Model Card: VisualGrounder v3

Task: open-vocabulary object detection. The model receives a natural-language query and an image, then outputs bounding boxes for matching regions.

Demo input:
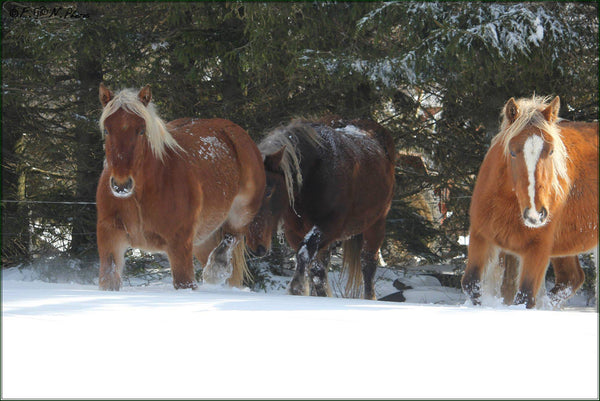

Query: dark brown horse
[96,84,265,290]
[246,116,396,299]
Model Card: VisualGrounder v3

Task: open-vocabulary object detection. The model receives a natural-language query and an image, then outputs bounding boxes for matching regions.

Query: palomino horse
[462,95,598,308]
[246,116,396,299]
[96,84,265,290]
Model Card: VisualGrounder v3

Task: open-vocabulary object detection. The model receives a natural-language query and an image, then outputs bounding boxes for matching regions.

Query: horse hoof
[514,291,536,309]
[99,276,121,291]
[174,281,198,290]
[312,286,329,297]
[99,285,120,291]
[288,280,308,296]
[363,292,376,301]
[548,286,573,309]
[203,263,233,286]
[309,276,330,297]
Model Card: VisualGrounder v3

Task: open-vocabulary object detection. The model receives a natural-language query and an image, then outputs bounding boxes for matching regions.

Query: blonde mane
[491,95,570,197]
[259,119,325,208]
[99,88,182,161]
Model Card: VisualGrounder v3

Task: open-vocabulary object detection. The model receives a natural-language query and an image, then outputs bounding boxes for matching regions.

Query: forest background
[2,2,598,285]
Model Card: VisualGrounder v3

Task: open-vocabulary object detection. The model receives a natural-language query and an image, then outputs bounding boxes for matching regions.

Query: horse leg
[308,247,332,297]
[360,218,386,300]
[203,233,245,286]
[461,233,495,305]
[98,226,129,291]
[548,256,585,308]
[167,235,197,289]
[500,252,520,305]
[193,230,222,267]
[514,250,552,308]
[289,226,328,296]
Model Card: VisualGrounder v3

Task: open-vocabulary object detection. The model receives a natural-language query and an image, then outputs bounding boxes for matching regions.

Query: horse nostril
[124,177,133,191]
[540,207,548,220]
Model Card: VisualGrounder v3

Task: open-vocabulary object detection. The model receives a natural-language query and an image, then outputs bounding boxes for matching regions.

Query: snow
[2,265,598,399]
[195,136,230,161]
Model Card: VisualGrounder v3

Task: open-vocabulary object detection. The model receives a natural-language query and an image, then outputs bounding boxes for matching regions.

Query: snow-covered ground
[2,262,598,399]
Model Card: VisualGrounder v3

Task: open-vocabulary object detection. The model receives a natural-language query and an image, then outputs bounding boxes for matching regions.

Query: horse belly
[188,164,240,239]
[552,222,598,256]
[341,184,393,237]
[134,235,167,253]
[550,191,598,256]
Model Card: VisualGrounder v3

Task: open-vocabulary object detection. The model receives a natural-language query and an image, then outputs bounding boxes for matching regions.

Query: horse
[246,116,396,299]
[96,84,265,290]
[462,95,598,308]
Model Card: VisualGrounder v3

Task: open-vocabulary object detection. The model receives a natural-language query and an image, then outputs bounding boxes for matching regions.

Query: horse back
[348,118,396,165]
[296,121,395,236]
[552,120,598,254]
[168,117,265,231]
[168,118,264,189]
[318,115,396,164]
[558,120,598,138]
[559,120,598,190]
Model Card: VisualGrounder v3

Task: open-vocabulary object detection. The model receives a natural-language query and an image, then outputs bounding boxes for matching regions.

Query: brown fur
[462,95,598,308]
[96,84,264,290]
[247,117,395,299]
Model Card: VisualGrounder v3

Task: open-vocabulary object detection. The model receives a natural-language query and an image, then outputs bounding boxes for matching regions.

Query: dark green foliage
[2,2,597,271]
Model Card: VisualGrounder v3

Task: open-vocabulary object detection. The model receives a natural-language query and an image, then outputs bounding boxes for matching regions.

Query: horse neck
[134,142,169,199]
[485,145,517,202]
[295,131,322,178]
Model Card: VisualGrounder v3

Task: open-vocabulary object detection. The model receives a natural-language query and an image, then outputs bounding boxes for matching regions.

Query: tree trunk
[1,134,31,266]
[69,7,105,257]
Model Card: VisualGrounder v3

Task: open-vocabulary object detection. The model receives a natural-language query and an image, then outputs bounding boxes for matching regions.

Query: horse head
[99,84,181,199]
[501,96,567,228]
[247,147,289,257]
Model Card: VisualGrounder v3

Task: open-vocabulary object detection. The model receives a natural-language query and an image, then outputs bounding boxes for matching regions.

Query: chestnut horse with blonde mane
[246,116,395,299]
[462,95,598,308]
[96,84,265,290]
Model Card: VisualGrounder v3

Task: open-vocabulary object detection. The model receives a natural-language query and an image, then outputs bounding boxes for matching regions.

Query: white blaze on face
[523,135,544,215]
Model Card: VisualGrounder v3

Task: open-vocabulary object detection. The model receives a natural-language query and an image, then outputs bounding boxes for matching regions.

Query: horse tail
[227,234,251,288]
[342,234,363,298]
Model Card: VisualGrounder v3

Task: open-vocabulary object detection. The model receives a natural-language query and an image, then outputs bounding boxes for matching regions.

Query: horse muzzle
[523,206,548,228]
[110,176,135,198]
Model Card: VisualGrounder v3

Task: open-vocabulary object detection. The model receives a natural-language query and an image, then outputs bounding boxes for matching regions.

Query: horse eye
[549,149,554,156]
[139,128,145,136]
[104,128,109,136]
[265,187,273,198]
[510,150,516,158]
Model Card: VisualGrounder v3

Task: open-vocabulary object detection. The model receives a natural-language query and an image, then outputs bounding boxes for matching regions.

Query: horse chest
[113,200,168,251]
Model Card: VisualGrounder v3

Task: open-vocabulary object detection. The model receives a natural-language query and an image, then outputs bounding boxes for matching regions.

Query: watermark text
[9,5,90,20]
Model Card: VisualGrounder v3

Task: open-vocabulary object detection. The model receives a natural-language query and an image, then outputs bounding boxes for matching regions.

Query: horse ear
[542,96,560,122]
[138,85,152,106]
[99,83,114,108]
[504,97,519,124]
[264,147,286,172]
